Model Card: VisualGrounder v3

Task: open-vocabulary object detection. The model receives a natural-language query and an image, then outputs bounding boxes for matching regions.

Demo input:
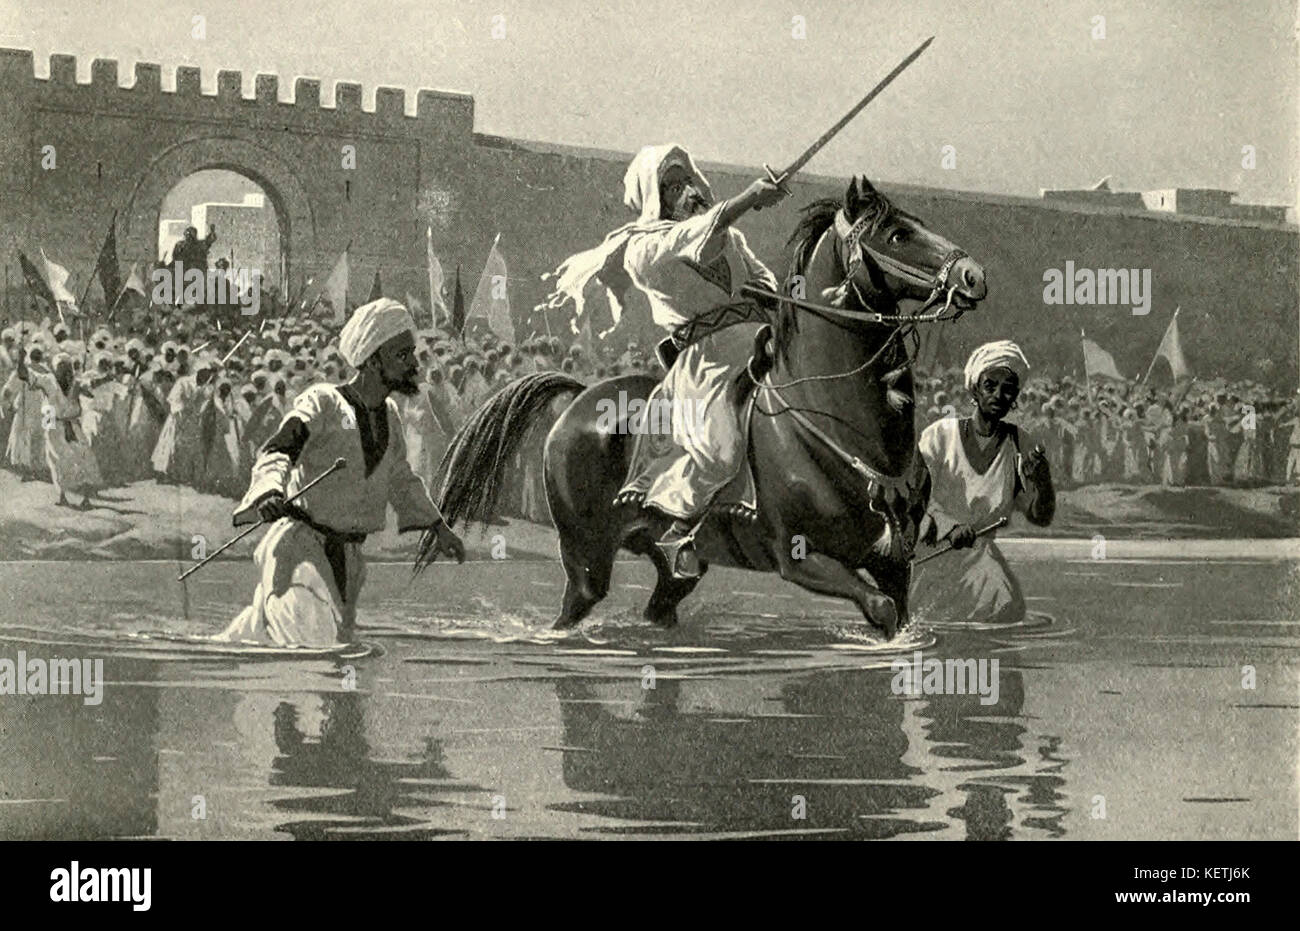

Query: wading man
[218,298,465,647]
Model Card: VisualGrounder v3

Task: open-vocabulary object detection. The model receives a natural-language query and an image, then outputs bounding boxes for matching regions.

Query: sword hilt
[763,163,792,195]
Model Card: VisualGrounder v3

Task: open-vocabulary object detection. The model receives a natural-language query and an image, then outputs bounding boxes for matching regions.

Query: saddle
[617,320,776,523]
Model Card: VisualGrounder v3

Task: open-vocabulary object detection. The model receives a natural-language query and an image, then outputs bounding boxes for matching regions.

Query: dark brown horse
[420,176,987,638]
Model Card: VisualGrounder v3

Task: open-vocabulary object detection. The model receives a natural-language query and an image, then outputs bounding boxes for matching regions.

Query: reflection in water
[549,666,1068,839]
[267,692,464,840]
[1,549,1292,840]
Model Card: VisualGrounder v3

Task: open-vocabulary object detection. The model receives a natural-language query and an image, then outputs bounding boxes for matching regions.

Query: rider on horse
[544,143,788,577]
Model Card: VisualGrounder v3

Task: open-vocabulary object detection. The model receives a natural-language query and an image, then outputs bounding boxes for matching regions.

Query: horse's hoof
[644,608,678,629]
[866,595,899,640]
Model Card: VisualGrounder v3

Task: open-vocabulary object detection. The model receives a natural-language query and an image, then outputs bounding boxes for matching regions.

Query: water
[0,542,1295,840]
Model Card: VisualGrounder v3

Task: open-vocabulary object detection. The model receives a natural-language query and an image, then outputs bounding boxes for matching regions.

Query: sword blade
[775,35,934,181]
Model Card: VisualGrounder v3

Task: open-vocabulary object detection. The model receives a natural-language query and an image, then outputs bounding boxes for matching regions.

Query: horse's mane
[774,181,903,360]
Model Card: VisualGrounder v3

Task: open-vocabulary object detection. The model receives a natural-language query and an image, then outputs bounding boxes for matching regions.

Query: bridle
[830,207,971,325]
[750,205,977,494]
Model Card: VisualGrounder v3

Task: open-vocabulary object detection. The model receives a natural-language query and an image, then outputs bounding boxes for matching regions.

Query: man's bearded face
[374,330,420,396]
[660,164,709,221]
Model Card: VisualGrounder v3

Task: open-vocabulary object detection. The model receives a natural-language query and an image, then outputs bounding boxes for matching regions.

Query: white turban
[339,298,416,367]
[622,143,713,224]
[964,340,1030,391]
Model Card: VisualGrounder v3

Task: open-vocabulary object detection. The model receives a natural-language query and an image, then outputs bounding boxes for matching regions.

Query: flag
[405,292,426,325]
[92,213,121,307]
[122,263,147,297]
[452,265,466,335]
[468,233,516,344]
[1149,307,1190,383]
[576,310,597,355]
[41,249,79,316]
[368,268,383,303]
[17,251,56,311]
[319,248,349,324]
[426,226,447,327]
[1081,331,1125,381]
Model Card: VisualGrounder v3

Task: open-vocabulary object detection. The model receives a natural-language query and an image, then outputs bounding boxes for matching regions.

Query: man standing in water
[218,298,465,647]
[910,341,1055,626]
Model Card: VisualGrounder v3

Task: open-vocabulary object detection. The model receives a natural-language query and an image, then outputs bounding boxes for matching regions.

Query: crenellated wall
[0,48,1295,388]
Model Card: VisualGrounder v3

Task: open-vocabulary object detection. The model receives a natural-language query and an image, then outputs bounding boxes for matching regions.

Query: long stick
[176,457,347,581]
[220,329,252,366]
[911,516,1008,565]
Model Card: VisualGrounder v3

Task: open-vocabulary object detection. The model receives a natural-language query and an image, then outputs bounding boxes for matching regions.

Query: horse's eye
[888,230,907,245]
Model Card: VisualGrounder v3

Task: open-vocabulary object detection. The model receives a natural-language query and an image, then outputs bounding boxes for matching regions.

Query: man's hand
[256,491,291,522]
[1020,443,1051,485]
[745,177,789,212]
[428,520,466,564]
[948,524,977,549]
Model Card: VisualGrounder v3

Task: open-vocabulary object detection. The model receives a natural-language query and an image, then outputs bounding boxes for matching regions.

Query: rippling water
[0,543,1295,840]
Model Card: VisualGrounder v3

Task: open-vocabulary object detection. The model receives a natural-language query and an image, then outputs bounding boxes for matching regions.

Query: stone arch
[122,135,316,287]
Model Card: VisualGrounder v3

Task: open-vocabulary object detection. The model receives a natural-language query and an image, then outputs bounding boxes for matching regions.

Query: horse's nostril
[963,266,977,287]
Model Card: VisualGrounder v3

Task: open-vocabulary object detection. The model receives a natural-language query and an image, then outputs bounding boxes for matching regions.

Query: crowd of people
[0,297,660,509]
[0,297,1297,510]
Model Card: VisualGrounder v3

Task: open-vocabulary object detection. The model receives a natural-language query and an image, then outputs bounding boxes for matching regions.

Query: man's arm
[1015,437,1056,527]
[385,416,465,561]
[230,387,323,525]
[625,178,788,271]
[715,178,788,229]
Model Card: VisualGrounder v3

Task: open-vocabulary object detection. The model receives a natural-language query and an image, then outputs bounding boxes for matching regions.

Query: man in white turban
[543,143,788,578]
[217,298,465,647]
[909,340,1054,625]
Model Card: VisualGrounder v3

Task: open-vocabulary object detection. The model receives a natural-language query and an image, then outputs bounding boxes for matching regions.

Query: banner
[93,213,122,307]
[467,233,516,344]
[1148,307,1190,383]
[319,248,350,325]
[426,226,447,328]
[1081,331,1125,381]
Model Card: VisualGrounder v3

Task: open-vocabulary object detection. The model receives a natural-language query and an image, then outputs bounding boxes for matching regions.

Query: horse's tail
[415,372,585,572]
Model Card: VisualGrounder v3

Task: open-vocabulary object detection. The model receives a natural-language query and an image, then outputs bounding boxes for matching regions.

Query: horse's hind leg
[554,534,616,629]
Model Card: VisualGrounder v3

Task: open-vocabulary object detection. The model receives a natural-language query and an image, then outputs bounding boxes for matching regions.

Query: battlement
[0,47,475,129]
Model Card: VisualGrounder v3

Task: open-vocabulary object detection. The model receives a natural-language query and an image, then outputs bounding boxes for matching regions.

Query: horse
[419,176,987,638]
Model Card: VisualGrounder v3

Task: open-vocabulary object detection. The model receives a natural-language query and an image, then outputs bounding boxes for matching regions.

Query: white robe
[910,418,1036,626]
[25,371,102,497]
[622,200,777,518]
[2,371,48,475]
[217,382,444,647]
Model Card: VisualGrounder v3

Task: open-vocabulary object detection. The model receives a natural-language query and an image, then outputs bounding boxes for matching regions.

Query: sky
[3,0,1297,206]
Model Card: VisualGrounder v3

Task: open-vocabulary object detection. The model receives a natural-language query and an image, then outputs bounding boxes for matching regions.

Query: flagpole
[1081,328,1094,404]
[1149,309,1180,384]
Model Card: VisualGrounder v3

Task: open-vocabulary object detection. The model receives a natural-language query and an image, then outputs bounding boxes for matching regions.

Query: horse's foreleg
[776,550,898,638]
[643,545,707,628]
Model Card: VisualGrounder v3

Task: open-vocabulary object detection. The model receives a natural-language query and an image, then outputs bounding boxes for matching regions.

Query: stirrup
[656,528,701,580]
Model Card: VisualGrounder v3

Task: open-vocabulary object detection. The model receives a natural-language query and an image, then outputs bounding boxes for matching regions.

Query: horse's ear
[845,176,862,209]
[858,175,878,197]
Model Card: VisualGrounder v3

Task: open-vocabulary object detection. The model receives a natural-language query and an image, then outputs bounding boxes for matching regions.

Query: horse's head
[790,176,987,317]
